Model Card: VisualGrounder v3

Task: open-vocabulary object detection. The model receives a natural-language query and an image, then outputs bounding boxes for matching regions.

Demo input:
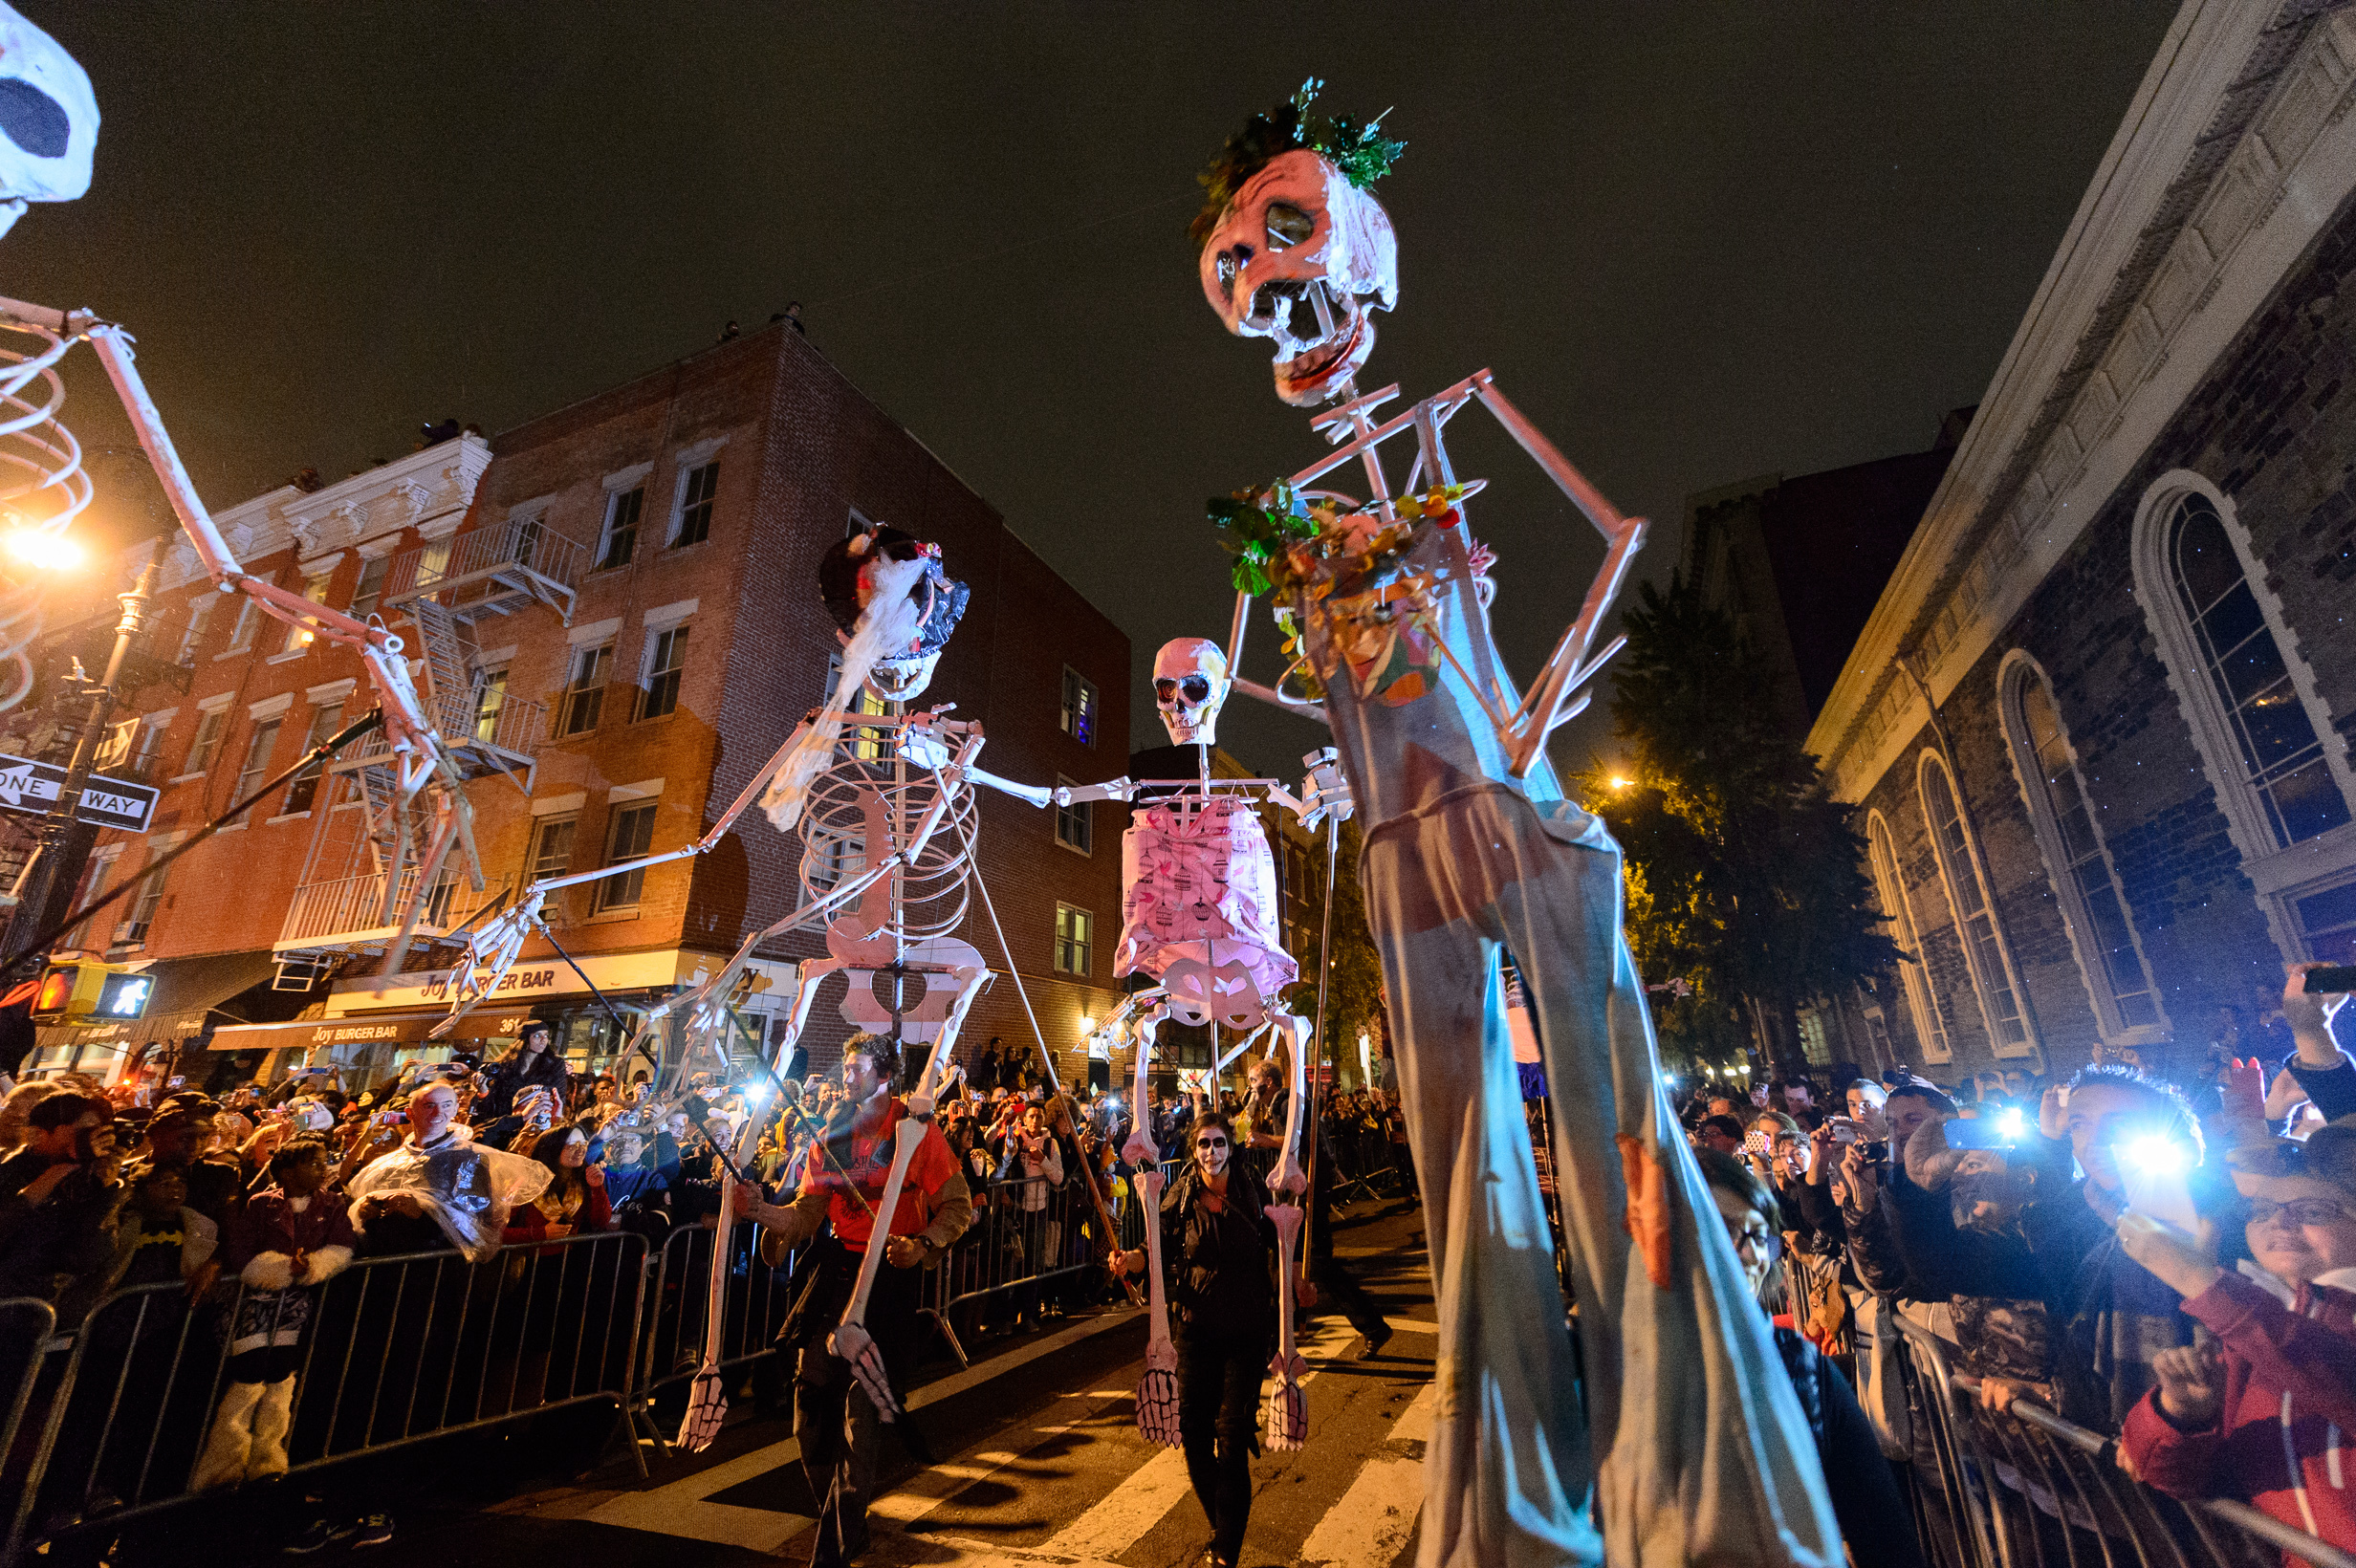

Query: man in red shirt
[737,1033,971,1566]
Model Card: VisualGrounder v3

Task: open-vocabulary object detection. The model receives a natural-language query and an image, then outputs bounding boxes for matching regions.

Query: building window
[285,571,333,653]
[1918,751,2034,1056]
[225,593,260,653]
[415,534,453,588]
[558,642,613,735]
[281,701,344,815]
[126,717,164,778]
[672,461,719,548]
[2293,881,2356,967]
[2000,656,2166,1037]
[529,816,577,882]
[125,856,167,945]
[638,625,687,720]
[1055,773,1091,854]
[599,486,643,570]
[1059,666,1097,746]
[1865,811,1952,1064]
[69,845,122,948]
[824,654,891,760]
[2164,488,2350,848]
[593,801,659,914]
[802,827,865,902]
[176,594,218,663]
[233,717,283,806]
[349,553,391,618]
[1054,903,1093,976]
[184,707,229,773]
[473,668,508,744]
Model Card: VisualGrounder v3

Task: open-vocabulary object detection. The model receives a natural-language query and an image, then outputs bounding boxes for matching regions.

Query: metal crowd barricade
[929,1170,1149,1339]
[1892,1316,2356,1568]
[636,1218,800,1414]
[0,1298,57,1558]
[3,1230,646,1566]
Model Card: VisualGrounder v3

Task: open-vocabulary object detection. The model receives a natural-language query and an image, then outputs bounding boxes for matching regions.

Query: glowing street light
[1078,1014,1096,1036]
[1608,775,1632,791]
[4,529,82,572]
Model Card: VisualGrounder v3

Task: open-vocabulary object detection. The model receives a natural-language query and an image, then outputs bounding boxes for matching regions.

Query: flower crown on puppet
[818,525,970,660]
[1189,77,1406,247]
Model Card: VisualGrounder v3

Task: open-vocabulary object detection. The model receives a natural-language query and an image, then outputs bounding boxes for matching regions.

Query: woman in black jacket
[479,1021,569,1122]
[1115,1108,1309,1568]
[1695,1146,1925,1568]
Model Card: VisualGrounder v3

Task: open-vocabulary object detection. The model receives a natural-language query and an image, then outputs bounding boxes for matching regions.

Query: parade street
[367,1197,1434,1568]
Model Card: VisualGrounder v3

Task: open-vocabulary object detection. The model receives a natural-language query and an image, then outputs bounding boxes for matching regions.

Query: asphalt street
[320,1193,1436,1568]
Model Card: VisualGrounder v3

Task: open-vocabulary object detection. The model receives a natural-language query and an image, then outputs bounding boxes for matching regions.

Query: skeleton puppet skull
[0,3,97,240]
[817,525,971,703]
[1198,149,1397,408]
[1153,638,1230,746]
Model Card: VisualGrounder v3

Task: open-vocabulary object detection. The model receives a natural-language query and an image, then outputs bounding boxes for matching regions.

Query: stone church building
[1808,1,2356,1083]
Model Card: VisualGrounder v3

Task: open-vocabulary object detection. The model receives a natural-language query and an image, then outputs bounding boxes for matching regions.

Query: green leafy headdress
[1189,78,1405,248]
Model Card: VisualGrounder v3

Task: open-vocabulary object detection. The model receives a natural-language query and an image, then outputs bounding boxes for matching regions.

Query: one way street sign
[0,753,160,833]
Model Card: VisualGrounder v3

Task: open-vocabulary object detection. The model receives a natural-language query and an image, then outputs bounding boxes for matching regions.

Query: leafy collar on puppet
[1189,77,1406,248]
[1207,479,1470,600]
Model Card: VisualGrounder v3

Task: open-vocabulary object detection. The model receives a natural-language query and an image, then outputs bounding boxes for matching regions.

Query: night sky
[8,4,2176,773]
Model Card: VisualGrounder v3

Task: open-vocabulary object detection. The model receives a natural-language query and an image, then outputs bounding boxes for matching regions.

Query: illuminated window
[2000,656,2165,1037]
[1060,666,1097,746]
[1918,752,2034,1056]
[1054,904,1093,976]
[1865,811,1952,1063]
[285,571,333,652]
[473,668,509,744]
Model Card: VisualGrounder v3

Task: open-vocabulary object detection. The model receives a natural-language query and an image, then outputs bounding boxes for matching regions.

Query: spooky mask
[1193,1121,1232,1179]
[1152,637,1230,746]
[1198,149,1397,407]
[0,3,97,239]
[818,525,971,702]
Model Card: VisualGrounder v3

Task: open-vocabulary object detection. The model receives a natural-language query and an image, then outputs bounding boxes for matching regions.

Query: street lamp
[1078,1014,1095,1037]
[3,528,81,572]
[1607,774,1632,791]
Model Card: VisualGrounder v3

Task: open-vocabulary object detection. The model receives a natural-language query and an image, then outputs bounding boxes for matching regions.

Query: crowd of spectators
[1671,963,2356,1562]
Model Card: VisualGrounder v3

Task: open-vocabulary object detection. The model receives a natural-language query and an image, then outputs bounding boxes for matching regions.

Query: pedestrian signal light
[30,961,153,1024]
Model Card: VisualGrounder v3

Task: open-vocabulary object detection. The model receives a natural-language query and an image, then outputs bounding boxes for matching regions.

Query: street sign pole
[6,536,165,971]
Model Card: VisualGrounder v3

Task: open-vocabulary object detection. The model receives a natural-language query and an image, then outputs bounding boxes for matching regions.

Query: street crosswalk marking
[1297,1380,1438,1567]
[581,1308,1140,1550]
[568,1304,1438,1566]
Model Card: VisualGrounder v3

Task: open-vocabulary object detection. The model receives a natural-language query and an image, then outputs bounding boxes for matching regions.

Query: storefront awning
[35,949,283,1053]
[207,1008,544,1055]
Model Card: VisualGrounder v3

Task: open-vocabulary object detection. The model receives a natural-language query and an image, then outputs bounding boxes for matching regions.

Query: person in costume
[734,1033,972,1566]
[1115,1107,1308,1568]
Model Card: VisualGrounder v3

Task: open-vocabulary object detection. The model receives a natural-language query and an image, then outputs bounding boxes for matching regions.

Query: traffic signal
[31,961,154,1024]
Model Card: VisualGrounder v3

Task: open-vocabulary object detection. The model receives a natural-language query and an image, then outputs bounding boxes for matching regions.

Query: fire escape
[271,518,584,988]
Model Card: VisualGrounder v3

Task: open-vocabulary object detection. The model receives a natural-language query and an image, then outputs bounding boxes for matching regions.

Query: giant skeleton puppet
[934,633,1336,1448]
[0,7,490,939]
[1189,84,1838,1565]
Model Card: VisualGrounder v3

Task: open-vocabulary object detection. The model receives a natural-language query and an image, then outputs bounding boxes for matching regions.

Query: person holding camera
[2262,962,2354,1128]
[0,1091,120,1309]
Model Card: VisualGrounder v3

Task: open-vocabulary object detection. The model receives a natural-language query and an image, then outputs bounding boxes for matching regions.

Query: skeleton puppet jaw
[1197,149,1397,408]
[1152,637,1231,746]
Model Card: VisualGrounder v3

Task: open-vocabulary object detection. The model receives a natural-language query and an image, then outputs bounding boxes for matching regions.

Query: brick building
[1807,2,2356,1084]
[16,321,1129,1091]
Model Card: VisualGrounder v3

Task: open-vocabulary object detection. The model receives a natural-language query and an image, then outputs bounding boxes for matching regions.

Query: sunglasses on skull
[1156,676,1213,705]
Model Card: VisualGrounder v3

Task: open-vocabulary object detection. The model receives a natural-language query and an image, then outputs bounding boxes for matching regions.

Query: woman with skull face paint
[1114,1107,1312,1568]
